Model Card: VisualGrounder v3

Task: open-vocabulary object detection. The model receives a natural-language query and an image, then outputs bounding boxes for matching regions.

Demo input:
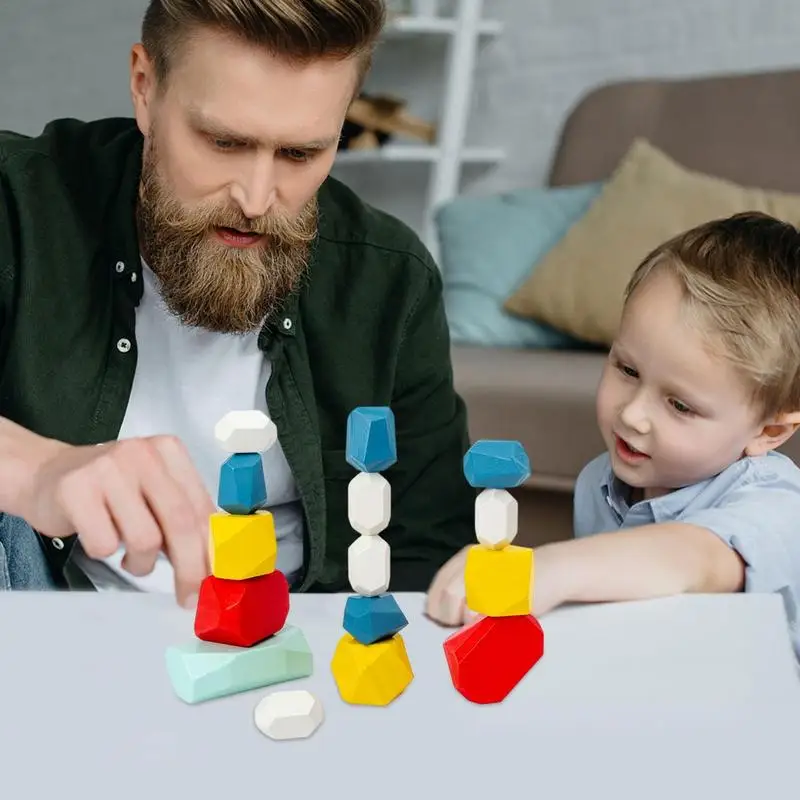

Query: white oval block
[348,534,390,596]
[215,410,278,453]
[254,689,324,741]
[475,489,518,549]
[347,472,391,536]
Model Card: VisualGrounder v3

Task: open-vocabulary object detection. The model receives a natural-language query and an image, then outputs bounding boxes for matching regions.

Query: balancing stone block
[209,510,277,581]
[346,406,397,472]
[218,453,268,515]
[215,409,278,454]
[347,472,391,536]
[166,625,313,704]
[331,632,413,706]
[463,440,531,489]
[343,594,408,645]
[194,570,289,648]
[474,489,518,549]
[465,544,533,617]
[254,689,325,741]
[444,615,544,704]
[348,534,390,596]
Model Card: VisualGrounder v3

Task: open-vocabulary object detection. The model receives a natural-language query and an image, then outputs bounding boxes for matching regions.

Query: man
[0,0,475,620]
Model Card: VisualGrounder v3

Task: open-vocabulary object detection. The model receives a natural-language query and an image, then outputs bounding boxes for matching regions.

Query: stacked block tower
[443,439,545,704]
[330,406,414,706]
[166,410,312,705]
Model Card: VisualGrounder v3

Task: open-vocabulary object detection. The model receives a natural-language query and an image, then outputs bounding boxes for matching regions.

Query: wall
[3,0,800,238]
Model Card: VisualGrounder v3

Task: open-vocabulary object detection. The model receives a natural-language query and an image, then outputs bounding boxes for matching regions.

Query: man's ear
[744,411,800,457]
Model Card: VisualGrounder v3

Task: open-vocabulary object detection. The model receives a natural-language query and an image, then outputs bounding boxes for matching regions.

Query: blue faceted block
[345,407,397,473]
[217,453,268,514]
[463,440,531,489]
[343,594,408,645]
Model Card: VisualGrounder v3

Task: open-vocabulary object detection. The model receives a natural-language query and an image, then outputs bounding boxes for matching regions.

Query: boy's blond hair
[624,212,800,420]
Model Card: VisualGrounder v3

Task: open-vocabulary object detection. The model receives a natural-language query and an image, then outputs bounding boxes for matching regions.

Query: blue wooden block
[345,407,397,473]
[463,440,531,489]
[343,594,408,645]
[217,453,268,514]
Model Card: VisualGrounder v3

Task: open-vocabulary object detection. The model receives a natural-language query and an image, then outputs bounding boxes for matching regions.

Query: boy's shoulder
[575,451,613,492]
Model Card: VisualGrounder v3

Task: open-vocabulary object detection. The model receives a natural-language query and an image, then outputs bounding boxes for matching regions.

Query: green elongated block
[165,624,313,704]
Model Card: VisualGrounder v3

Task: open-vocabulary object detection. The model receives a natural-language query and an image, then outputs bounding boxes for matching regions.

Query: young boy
[426,211,800,659]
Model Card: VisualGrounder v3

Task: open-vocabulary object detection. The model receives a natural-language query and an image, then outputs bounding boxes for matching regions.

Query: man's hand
[19,434,214,607]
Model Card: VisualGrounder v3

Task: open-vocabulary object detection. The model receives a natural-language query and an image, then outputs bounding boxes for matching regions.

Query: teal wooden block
[463,440,531,489]
[346,406,397,472]
[217,453,268,514]
[343,593,408,645]
[165,624,312,704]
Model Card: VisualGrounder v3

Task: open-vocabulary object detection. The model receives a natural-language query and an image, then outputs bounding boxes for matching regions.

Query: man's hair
[623,211,800,420]
[141,0,386,89]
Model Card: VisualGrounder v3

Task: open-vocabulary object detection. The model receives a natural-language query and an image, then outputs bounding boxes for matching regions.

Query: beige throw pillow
[504,139,800,346]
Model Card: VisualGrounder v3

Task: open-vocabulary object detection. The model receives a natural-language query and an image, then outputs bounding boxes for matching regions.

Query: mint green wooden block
[166,624,313,704]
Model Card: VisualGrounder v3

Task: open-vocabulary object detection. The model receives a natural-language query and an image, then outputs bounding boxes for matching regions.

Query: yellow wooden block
[208,510,277,580]
[465,544,533,616]
[331,632,413,706]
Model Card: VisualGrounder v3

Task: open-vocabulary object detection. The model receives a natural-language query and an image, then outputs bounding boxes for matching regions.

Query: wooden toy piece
[194,570,289,648]
[463,439,531,489]
[465,544,533,617]
[346,406,397,473]
[166,625,313,704]
[218,453,268,515]
[214,409,278,454]
[347,534,390,596]
[209,510,277,580]
[474,488,518,549]
[443,615,544,704]
[331,632,413,706]
[343,594,408,645]
[346,94,437,144]
[347,472,391,536]
[254,689,325,741]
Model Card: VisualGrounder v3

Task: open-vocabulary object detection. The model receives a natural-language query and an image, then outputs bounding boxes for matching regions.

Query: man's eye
[281,148,311,162]
[210,138,239,151]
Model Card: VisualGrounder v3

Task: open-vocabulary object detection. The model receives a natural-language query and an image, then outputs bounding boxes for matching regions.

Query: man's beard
[135,136,318,334]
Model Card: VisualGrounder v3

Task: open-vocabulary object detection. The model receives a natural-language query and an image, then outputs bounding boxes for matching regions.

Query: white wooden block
[347,472,391,536]
[475,489,517,549]
[348,534,390,596]
[254,689,324,741]
[215,410,278,453]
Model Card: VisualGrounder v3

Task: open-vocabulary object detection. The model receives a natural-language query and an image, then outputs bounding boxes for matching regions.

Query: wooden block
[194,570,289,648]
[346,406,397,472]
[214,410,278,453]
[331,632,413,706]
[463,439,531,489]
[474,488,518,549]
[343,593,408,645]
[217,453,268,514]
[347,472,391,536]
[465,544,533,616]
[209,510,277,580]
[254,689,324,740]
[443,615,544,704]
[166,625,313,704]
[347,534,390,596]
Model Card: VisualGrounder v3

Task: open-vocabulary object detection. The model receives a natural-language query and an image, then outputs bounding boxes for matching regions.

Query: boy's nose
[619,398,651,435]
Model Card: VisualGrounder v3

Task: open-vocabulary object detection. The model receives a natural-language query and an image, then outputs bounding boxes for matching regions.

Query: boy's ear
[744,411,800,457]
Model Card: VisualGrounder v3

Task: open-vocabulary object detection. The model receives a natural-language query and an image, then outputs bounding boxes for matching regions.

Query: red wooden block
[443,614,544,704]
[194,570,289,648]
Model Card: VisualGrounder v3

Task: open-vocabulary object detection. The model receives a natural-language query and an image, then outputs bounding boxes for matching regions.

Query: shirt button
[130,272,137,283]
[52,538,64,551]
[282,318,292,331]
[117,338,131,353]
[115,261,125,273]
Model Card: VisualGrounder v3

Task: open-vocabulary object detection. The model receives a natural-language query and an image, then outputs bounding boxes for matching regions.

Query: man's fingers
[57,473,120,560]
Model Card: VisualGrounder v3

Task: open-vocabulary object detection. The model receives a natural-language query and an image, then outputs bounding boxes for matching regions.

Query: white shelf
[384,15,503,37]
[335,145,504,165]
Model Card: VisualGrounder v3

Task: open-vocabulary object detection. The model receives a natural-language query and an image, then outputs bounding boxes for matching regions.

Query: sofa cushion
[504,139,800,346]
[435,183,602,349]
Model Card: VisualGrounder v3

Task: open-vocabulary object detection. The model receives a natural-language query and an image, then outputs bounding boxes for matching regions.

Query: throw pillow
[435,182,603,349]
[503,139,800,346]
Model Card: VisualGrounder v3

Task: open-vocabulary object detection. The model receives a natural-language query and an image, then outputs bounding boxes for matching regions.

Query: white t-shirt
[72,259,305,591]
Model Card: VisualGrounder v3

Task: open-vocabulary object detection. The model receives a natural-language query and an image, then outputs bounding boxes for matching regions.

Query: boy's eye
[616,361,638,379]
[670,399,693,415]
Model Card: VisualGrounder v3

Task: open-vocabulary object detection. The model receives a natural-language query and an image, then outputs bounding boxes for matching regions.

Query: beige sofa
[450,67,800,549]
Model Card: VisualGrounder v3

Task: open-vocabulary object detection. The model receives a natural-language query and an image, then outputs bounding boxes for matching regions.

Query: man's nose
[229,156,276,219]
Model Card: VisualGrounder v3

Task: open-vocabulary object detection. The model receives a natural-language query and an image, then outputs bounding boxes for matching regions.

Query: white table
[1,591,798,799]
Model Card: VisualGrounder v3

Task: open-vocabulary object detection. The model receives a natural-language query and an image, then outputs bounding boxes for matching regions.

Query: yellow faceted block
[331,633,413,706]
[465,544,533,617]
[208,510,277,580]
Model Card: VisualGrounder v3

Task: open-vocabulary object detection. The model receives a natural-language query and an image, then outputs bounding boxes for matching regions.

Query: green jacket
[0,117,475,593]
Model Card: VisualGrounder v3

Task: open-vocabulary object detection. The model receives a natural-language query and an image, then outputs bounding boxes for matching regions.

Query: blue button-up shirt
[574,450,800,659]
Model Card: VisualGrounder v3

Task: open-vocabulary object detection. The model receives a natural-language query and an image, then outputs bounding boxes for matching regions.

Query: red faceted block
[444,614,544,704]
[194,570,289,648]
